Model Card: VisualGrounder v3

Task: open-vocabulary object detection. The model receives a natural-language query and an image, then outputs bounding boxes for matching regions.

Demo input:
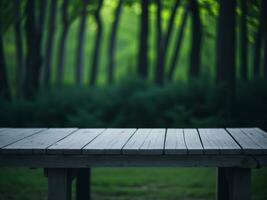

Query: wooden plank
[0,128,45,149]
[198,129,241,154]
[198,129,219,154]
[122,129,151,154]
[123,129,166,155]
[2,128,77,154]
[254,128,267,139]
[138,129,165,154]
[227,128,263,154]
[165,129,187,154]
[0,154,261,168]
[47,129,105,154]
[241,128,267,153]
[0,128,33,137]
[183,129,203,154]
[83,129,136,154]
[0,128,8,133]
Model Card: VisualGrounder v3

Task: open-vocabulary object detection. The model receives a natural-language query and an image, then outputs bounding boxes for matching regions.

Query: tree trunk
[240,0,248,81]
[162,0,180,73]
[14,0,24,97]
[36,0,47,87]
[75,0,88,85]
[0,33,10,100]
[107,0,123,84]
[253,0,264,79]
[23,0,43,99]
[262,0,267,78]
[43,0,57,87]
[38,0,47,35]
[189,0,202,78]
[57,0,70,87]
[138,0,149,79]
[155,0,164,85]
[168,5,189,80]
[57,28,68,87]
[90,0,103,86]
[216,0,236,106]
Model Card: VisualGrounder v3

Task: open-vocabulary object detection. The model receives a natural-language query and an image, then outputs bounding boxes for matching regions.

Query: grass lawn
[0,167,267,200]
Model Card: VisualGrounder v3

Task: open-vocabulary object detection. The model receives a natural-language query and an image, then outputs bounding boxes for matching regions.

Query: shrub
[0,79,267,130]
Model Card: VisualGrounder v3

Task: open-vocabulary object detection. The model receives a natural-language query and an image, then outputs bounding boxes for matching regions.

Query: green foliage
[1,79,267,129]
[0,0,14,34]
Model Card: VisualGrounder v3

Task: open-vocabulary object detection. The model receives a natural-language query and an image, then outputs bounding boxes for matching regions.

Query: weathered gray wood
[0,127,266,168]
[0,128,35,136]
[76,168,90,200]
[199,129,241,154]
[122,129,151,154]
[165,129,187,154]
[0,128,8,133]
[83,129,136,154]
[241,128,267,153]
[217,167,251,200]
[2,128,77,154]
[123,129,166,155]
[254,128,267,139]
[226,128,262,154]
[183,129,203,154]
[48,129,105,154]
[47,168,72,200]
[138,129,165,154]
[0,128,45,149]
[0,154,260,168]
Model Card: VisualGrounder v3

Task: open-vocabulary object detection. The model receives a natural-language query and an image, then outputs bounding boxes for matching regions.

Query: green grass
[0,167,267,200]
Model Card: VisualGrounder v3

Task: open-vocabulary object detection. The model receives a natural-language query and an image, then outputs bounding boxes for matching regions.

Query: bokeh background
[0,0,267,199]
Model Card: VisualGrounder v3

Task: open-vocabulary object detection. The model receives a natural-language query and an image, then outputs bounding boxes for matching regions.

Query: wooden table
[0,128,267,200]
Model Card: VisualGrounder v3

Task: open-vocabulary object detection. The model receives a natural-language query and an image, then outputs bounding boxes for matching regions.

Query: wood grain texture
[0,127,265,158]
[0,128,8,133]
[241,128,267,153]
[83,129,136,154]
[183,129,203,154]
[254,128,267,139]
[2,128,77,154]
[198,129,241,154]
[0,128,45,149]
[0,128,37,136]
[227,128,263,154]
[165,129,187,154]
[123,129,166,155]
[47,129,105,154]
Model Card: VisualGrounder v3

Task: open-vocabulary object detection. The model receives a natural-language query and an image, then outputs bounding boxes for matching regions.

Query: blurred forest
[0,0,267,129]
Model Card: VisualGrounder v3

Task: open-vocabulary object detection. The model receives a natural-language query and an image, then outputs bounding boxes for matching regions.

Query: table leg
[76,168,91,200]
[217,167,251,200]
[217,167,229,200]
[47,168,72,200]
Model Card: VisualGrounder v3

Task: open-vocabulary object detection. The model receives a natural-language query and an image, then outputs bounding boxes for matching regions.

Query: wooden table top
[0,128,267,168]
